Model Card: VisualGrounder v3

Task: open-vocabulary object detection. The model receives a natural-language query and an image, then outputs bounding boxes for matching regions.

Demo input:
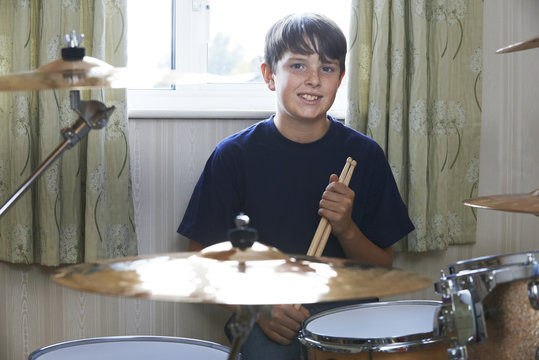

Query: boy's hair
[264,13,347,76]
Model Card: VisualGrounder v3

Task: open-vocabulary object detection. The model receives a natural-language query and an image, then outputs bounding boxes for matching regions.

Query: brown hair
[264,13,347,76]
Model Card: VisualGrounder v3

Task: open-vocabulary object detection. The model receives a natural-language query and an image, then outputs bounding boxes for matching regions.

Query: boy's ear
[261,62,276,91]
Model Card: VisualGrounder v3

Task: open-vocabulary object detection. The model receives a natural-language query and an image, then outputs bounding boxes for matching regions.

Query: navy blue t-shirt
[178,116,414,258]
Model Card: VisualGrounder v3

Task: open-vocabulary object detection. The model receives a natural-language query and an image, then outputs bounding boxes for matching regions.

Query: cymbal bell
[496,36,539,54]
[0,56,205,91]
[52,241,432,305]
[463,189,539,215]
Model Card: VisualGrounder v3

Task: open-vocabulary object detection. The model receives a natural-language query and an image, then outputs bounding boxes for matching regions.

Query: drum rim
[448,250,539,274]
[28,335,233,360]
[442,260,539,286]
[299,300,449,354]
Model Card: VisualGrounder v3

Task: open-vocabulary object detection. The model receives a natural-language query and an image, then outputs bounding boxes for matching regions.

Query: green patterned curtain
[347,0,483,251]
[0,0,137,265]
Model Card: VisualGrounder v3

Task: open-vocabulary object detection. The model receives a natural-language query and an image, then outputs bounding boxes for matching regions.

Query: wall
[0,1,537,359]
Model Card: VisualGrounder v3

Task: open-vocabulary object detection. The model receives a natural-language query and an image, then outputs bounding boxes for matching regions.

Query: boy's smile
[262,50,344,142]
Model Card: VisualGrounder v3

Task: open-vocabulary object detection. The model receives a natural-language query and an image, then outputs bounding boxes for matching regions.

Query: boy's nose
[305,70,321,86]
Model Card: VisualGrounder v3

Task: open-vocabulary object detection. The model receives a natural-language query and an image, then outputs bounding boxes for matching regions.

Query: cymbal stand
[0,90,115,219]
[227,304,273,360]
[224,213,273,359]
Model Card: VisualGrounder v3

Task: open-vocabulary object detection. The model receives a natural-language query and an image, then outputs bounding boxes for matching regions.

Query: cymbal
[463,189,539,215]
[0,56,204,91]
[496,36,539,54]
[52,241,432,305]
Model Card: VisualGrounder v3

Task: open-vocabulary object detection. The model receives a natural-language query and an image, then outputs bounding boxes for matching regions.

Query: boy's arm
[336,222,393,267]
[187,239,205,251]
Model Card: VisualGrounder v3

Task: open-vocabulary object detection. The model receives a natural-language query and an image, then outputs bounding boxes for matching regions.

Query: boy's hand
[318,174,355,238]
[257,304,310,345]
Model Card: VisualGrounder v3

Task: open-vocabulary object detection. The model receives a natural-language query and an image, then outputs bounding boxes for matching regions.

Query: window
[127,0,350,119]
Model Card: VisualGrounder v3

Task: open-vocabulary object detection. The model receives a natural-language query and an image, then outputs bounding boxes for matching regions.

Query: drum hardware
[435,271,487,360]
[227,304,272,359]
[528,280,539,310]
[220,215,269,360]
[0,28,210,219]
[447,345,468,360]
[435,252,539,360]
[462,189,539,215]
[0,31,115,219]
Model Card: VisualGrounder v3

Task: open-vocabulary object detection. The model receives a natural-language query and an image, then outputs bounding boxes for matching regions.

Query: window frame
[126,0,347,120]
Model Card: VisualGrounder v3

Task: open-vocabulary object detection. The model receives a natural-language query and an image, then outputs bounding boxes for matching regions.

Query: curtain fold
[0,0,137,266]
[347,0,483,252]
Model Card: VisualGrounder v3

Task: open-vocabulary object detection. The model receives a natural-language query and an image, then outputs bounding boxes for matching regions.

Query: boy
[178,13,414,359]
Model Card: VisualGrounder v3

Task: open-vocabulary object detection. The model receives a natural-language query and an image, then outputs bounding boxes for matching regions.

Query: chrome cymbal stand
[0,31,115,219]
[227,304,273,360]
[0,90,114,218]
[225,214,273,360]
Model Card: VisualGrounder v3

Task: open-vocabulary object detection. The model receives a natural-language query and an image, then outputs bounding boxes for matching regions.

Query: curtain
[0,0,137,265]
[347,0,483,251]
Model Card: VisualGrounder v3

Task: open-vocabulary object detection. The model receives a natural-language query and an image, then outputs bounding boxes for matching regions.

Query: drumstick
[294,158,357,310]
[306,157,352,257]
[314,160,357,257]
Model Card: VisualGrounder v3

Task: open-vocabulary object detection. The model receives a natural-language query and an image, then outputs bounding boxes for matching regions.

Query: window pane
[127,0,172,70]
[207,0,350,82]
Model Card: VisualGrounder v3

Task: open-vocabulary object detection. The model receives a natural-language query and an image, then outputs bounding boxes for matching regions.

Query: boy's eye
[291,63,304,70]
[322,66,335,73]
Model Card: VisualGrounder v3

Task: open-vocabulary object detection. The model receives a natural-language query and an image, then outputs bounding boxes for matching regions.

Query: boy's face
[262,50,344,125]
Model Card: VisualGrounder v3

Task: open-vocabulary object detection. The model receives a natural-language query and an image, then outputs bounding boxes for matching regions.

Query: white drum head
[305,301,439,339]
[29,336,233,360]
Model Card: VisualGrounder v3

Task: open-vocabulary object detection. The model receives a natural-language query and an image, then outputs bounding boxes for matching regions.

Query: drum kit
[0,32,538,360]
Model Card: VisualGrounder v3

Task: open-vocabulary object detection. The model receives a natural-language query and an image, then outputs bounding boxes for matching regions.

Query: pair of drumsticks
[293,157,357,310]
[306,157,357,257]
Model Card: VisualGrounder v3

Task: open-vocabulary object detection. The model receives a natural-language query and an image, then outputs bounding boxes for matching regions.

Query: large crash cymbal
[52,241,432,305]
[496,36,539,54]
[0,56,205,91]
[463,189,539,215]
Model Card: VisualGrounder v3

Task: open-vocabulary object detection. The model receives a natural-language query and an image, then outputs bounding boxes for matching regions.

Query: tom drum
[437,250,539,359]
[299,300,449,360]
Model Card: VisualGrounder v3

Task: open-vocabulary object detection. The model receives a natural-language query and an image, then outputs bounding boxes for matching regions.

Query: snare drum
[438,251,539,359]
[28,336,239,360]
[299,301,449,359]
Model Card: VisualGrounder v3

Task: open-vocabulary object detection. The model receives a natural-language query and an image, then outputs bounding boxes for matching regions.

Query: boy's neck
[273,114,330,144]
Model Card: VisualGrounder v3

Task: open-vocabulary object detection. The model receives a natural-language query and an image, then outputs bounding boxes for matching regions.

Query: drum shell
[299,301,449,359]
[467,279,539,360]
[442,251,539,360]
[28,336,239,360]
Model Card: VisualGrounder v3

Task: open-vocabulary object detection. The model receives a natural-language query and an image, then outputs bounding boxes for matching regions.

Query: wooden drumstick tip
[338,157,353,183]
[343,160,357,186]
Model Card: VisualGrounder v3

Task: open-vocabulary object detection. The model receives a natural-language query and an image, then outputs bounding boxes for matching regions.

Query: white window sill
[127,83,346,120]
